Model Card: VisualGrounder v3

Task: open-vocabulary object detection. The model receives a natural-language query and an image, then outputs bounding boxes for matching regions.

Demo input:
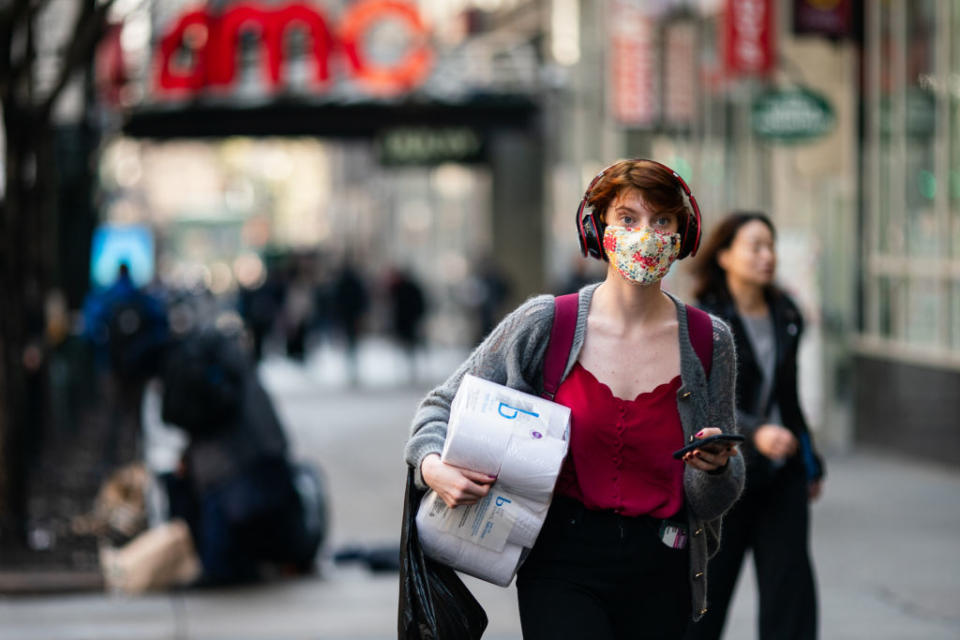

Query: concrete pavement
[1,342,957,639]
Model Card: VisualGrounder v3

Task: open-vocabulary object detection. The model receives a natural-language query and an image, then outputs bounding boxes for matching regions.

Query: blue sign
[90,224,155,288]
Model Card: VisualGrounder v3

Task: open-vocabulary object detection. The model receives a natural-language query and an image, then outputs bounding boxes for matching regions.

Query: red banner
[723,0,776,76]
[96,23,127,106]
[793,0,852,38]
[608,0,658,127]
[663,19,697,128]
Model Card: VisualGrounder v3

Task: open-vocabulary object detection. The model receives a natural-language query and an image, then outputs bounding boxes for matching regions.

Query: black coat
[698,289,824,484]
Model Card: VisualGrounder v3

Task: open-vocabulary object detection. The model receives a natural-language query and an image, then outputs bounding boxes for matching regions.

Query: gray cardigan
[405,282,745,620]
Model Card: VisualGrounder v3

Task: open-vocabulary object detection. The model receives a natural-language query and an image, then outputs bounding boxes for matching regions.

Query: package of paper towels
[416,374,571,586]
[441,374,571,474]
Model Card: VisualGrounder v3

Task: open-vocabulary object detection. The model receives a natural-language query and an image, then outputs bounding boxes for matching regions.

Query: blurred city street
[1,1,960,638]
[1,343,958,640]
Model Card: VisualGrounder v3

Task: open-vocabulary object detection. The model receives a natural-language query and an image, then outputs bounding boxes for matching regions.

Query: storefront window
[905,277,941,346]
[952,282,960,349]
[951,1,960,261]
[877,276,894,339]
[876,2,895,255]
[878,151,895,253]
[863,0,960,358]
[904,0,938,258]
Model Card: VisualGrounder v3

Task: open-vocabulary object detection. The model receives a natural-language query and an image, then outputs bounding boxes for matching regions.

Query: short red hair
[586,159,690,232]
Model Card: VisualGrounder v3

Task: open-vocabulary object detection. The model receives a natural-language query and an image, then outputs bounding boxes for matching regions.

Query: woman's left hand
[682,427,737,472]
[808,479,823,501]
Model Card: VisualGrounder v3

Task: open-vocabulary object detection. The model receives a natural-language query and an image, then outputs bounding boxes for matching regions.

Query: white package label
[421,490,517,552]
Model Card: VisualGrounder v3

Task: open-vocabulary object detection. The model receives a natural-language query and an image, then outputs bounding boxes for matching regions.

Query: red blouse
[554,362,686,518]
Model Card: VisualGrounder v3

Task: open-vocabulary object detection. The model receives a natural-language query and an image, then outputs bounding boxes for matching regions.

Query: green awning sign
[751,89,835,142]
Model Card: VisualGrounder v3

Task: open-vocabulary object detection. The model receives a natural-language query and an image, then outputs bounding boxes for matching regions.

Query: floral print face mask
[603,225,682,285]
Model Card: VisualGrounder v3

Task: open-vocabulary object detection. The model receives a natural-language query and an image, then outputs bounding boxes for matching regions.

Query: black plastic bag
[398,468,488,640]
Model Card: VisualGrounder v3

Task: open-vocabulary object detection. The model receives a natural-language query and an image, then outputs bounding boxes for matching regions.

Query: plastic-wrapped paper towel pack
[416,374,571,587]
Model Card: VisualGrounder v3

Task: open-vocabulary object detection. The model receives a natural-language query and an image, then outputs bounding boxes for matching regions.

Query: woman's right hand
[753,424,798,461]
[421,453,497,509]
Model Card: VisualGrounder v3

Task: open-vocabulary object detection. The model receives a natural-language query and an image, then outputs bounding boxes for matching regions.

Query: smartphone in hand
[672,433,744,460]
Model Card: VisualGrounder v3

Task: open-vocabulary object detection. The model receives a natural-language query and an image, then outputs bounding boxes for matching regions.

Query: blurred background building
[96,0,958,462]
[2,0,960,571]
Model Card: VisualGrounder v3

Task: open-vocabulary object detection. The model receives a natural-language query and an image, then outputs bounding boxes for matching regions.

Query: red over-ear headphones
[575,158,702,261]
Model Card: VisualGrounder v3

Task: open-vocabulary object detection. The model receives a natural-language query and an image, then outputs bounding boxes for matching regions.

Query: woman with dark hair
[684,212,825,640]
[405,159,745,638]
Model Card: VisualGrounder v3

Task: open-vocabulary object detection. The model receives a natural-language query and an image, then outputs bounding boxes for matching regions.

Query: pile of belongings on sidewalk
[72,463,200,594]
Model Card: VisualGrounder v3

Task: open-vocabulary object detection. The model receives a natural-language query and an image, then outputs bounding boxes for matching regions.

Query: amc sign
[156,0,433,97]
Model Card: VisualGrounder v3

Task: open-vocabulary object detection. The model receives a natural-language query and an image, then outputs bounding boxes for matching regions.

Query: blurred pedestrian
[386,266,427,382]
[83,262,168,465]
[332,260,369,385]
[238,274,282,362]
[463,255,511,344]
[685,212,825,640]
[83,263,168,377]
[283,260,314,362]
[556,253,599,295]
[160,328,321,584]
[405,159,745,637]
[310,253,336,344]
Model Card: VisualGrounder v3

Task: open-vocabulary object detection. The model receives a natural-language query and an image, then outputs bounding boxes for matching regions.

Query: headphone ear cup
[678,208,701,259]
[678,224,691,259]
[576,200,590,257]
[577,221,589,257]
[575,171,608,261]
[583,212,605,260]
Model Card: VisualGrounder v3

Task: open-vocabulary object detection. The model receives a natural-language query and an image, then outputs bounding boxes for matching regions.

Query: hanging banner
[792,0,853,39]
[723,0,776,76]
[609,0,659,127]
[662,18,698,128]
[95,23,127,107]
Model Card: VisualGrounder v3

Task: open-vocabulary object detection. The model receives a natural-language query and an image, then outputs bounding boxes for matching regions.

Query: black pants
[517,497,691,640]
[684,463,817,640]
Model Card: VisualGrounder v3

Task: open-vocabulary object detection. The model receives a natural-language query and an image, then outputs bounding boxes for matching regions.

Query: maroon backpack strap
[542,293,579,400]
[685,304,713,377]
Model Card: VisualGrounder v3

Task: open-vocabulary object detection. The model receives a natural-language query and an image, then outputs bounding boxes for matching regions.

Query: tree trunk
[0,0,112,544]
[0,100,53,543]
[0,103,28,541]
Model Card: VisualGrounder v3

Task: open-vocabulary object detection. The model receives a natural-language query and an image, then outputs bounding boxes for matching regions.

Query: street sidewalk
[1,345,957,639]
[1,449,957,639]
[724,447,960,639]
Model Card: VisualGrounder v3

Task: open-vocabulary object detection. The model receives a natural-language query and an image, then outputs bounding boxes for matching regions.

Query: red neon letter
[156,10,208,92]
[265,4,334,87]
[340,0,432,95]
[206,4,270,88]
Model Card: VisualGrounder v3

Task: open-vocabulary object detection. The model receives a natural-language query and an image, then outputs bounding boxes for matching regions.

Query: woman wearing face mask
[405,159,745,638]
[684,212,825,640]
